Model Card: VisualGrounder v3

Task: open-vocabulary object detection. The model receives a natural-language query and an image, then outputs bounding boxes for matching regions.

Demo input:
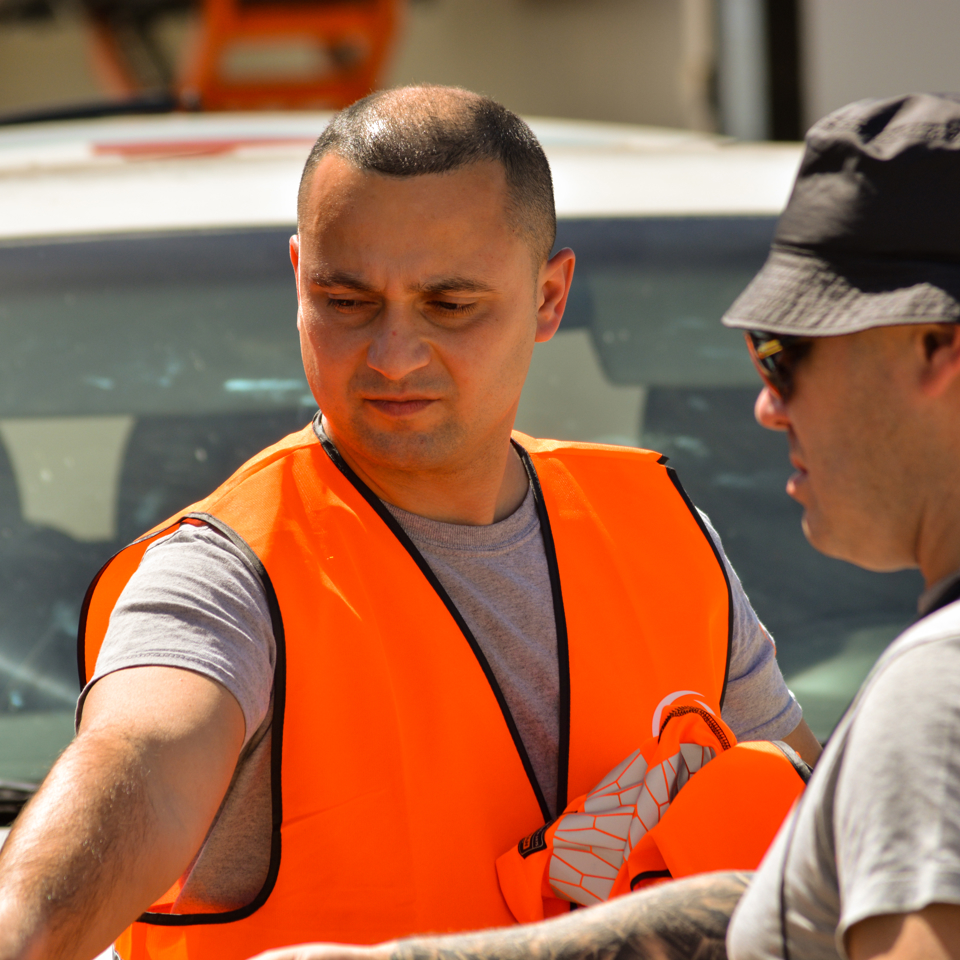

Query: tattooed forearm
[391,872,752,960]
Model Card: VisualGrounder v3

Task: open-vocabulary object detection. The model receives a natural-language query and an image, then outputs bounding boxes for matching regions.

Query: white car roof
[0,112,802,240]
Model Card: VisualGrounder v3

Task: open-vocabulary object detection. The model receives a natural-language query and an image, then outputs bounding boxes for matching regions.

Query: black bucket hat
[722,92,960,336]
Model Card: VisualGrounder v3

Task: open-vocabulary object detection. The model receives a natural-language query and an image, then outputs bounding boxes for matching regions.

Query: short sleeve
[75,522,276,747]
[834,633,960,948]
[698,510,802,742]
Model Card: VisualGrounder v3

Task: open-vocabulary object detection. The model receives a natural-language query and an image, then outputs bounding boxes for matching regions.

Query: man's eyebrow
[309,270,376,293]
[308,272,493,296]
[417,277,495,295]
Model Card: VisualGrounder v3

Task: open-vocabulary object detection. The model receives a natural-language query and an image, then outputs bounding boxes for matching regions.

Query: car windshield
[0,218,921,797]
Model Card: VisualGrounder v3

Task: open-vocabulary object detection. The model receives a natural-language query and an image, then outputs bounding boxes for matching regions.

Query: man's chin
[800,511,854,564]
[346,420,465,472]
[801,513,914,573]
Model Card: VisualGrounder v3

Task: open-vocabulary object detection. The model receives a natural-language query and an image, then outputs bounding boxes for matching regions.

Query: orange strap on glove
[496,696,809,922]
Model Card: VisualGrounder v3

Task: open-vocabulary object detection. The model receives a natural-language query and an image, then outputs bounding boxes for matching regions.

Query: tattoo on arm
[391,872,751,960]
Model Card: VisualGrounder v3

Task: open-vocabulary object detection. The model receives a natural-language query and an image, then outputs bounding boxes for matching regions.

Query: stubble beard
[346,410,471,477]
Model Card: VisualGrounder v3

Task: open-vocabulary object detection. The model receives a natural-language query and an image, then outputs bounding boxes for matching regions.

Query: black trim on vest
[132,513,288,925]
[77,515,287,927]
[770,740,813,785]
[77,557,105,687]
[664,467,734,710]
[314,418,553,823]
[513,441,572,816]
[631,869,672,890]
[77,519,189,688]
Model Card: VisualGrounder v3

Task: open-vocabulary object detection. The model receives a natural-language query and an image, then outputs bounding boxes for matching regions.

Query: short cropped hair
[297,85,557,264]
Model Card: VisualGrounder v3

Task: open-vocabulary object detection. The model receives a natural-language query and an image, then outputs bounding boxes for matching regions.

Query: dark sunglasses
[744,331,813,401]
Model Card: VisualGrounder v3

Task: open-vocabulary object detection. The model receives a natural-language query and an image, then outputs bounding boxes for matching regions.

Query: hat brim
[721,245,960,336]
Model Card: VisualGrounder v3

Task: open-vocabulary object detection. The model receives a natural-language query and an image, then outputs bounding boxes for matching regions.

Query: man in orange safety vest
[0,85,819,960]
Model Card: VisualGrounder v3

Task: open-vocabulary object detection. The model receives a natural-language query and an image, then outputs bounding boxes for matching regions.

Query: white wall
[0,0,717,130]
[0,10,102,114]
[5,0,960,138]
[802,0,960,129]
[386,0,717,129]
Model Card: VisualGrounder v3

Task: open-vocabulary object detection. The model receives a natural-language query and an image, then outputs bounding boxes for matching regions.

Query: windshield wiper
[0,90,181,128]
[0,779,38,826]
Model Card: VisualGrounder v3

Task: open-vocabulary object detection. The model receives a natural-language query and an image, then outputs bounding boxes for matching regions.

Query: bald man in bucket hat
[249,91,960,960]
[722,90,960,960]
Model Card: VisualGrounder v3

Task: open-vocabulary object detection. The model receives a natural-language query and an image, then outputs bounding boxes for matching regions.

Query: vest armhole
[314,420,553,824]
[78,548,125,689]
[133,512,287,926]
[663,467,734,711]
[77,520,186,688]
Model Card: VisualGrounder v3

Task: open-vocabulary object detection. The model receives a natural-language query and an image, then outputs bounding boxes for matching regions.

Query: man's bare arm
[782,718,822,767]
[848,905,960,960]
[0,665,245,960]
[250,871,751,960]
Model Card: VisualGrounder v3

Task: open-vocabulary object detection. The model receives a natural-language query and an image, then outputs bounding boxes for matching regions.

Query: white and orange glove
[496,695,808,922]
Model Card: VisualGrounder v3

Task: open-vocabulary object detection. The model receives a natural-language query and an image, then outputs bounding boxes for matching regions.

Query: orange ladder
[86,0,406,111]
[180,0,406,110]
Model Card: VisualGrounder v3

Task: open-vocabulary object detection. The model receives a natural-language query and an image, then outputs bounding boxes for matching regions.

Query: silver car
[0,111,922,822]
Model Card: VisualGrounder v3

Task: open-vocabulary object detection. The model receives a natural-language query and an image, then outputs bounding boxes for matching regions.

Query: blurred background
[1,0,959,792]
[1,0,960,138]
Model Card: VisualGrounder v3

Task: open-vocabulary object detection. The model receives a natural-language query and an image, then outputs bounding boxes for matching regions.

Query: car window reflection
[0,220,922,792]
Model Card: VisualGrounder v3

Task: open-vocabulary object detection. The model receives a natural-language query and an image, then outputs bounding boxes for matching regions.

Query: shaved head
[298,85,556,265]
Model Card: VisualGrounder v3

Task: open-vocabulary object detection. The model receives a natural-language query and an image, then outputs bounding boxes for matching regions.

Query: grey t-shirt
[728,581,960,960]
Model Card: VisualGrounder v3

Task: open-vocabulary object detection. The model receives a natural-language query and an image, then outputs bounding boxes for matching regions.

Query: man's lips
[786,452,808,500]
[364,397,437,417]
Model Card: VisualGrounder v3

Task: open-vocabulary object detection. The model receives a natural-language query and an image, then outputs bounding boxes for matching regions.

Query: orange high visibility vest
[79,420,731,958]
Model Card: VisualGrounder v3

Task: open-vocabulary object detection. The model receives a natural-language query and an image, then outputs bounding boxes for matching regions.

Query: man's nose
[366,309,431,381]
[754,385,790,431]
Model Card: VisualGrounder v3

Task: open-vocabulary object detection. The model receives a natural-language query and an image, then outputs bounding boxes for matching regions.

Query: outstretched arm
[0,665,245,960]
[251,871,752,960]
[848,905,960,960]
[782,718,822,767]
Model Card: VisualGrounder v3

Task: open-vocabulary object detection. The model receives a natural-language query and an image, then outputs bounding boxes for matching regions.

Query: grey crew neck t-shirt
[382,488,562,811]
[728,577,960,960]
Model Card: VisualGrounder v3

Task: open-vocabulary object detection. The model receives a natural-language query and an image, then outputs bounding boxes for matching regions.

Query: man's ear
[290,234,301,296]
[918,322,960,397]
[535,247,576,343]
